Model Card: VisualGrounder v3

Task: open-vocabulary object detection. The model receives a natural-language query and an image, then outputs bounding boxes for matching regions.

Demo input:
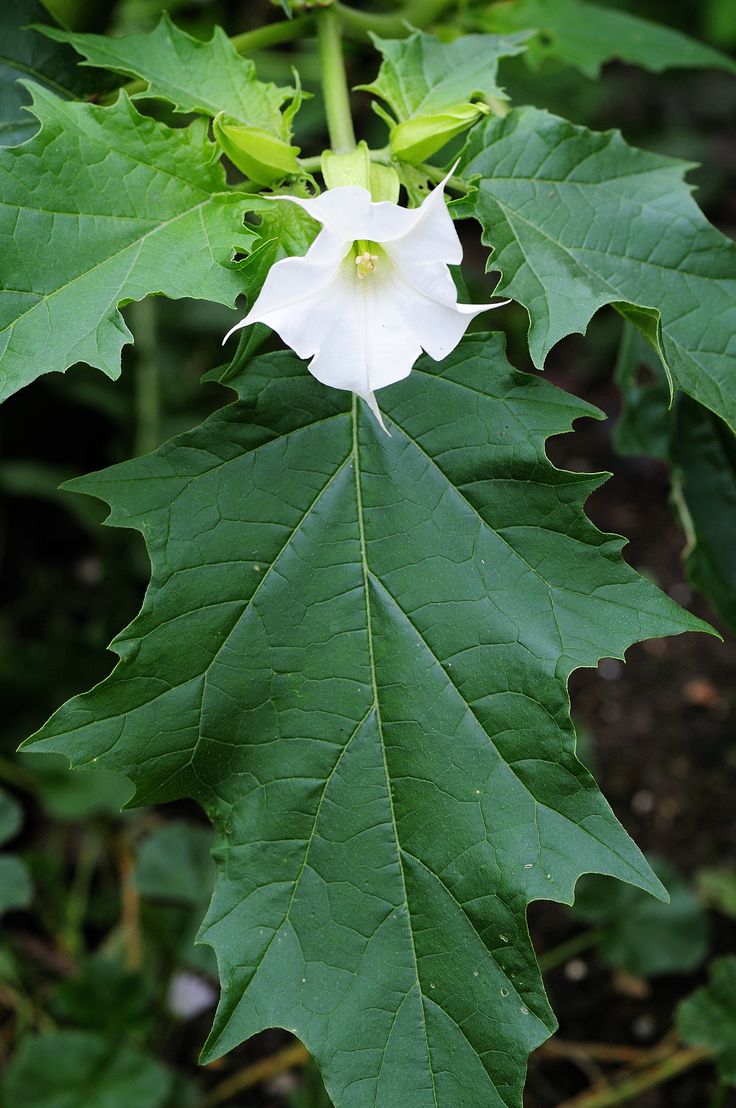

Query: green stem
[538,927,604,973]
[132,298,160,457]
[335,0,457,38]
[558,1046,712,1108]
[316,7,356,152]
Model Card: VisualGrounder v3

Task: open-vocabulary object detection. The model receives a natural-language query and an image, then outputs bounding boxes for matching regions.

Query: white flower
[224,172,507,431]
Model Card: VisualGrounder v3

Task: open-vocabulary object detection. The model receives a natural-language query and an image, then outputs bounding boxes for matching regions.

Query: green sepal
[391,101,490,163]
[213,113,300,185]
[321,140,400,202]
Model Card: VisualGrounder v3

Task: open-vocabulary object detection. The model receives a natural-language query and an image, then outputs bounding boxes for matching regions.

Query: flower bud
[214,114,300,186]
[390,102,490,164]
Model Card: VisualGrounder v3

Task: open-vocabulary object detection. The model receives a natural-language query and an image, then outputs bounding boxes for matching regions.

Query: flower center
[353,240,380,280]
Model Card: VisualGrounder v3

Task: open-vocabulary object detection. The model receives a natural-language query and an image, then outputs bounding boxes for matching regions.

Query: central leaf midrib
[351,398,439,1107]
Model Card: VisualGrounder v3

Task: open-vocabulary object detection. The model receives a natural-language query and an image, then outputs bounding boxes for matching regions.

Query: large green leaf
[25,335,708,1107]
[2,1029,172,1108]
[0,0,99,147]
[0,87,253,401]
[39,12,298,134]
[482,0,736,78]
[458,108,736,433]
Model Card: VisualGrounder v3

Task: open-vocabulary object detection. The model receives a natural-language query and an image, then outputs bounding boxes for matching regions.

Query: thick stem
[336,0,457,38]
[316,7,356,153]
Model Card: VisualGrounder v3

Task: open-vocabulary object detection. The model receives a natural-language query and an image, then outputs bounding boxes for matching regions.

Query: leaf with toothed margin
[23,334,710,1107]
[37,13,299,135]
[0,86,254,402]
[456,107,736,435]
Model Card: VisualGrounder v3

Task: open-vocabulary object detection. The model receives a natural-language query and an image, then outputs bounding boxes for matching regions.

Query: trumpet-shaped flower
[224,173,507,430]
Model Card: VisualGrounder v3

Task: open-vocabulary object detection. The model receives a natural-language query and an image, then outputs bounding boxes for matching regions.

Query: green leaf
[697,868,736,920]
[0,0,99,147]
[2,1029,173,1107]
[0,856,32,915]
[358,30,529,160]
[677,957,736,1084]
[361,30,529,117]
[18,752,133,820]
[0,787,23,845]
[483,0,736,79]
[39,13,298,135]
[53,956,153,1036]
[458,108,736,434]
[612,325,736,632]
[671,398,736,633]
[612,324,670,462]
[135,822,214,906]
[572,860,710,977]
[25,335,709,1106]
[0,88,254,402]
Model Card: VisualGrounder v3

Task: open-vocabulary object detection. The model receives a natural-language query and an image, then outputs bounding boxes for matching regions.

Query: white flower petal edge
[224,171,509,432]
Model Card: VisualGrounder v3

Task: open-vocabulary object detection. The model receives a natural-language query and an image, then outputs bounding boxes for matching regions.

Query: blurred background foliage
[0,0,734,1105]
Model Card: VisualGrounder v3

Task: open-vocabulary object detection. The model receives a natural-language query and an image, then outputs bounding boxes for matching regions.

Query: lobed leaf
[0,87,254,401]
[482,0,736,79]
[25,335,709,1107]
[38,12,298,135]
[359,29,530,119]
[457,108,736,433]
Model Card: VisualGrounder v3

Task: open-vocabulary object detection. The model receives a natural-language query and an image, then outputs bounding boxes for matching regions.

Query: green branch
[335,0,458,38]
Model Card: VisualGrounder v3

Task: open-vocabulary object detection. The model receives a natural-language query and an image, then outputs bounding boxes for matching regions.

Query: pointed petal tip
[222,318,248,345]
[360,391,391,436]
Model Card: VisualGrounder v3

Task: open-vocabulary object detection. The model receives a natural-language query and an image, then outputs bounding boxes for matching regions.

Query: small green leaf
[135,822,214,906]
[0,0,100,147]
[678,957,736,1084]
[483,0,736,79]
[0,856,32,915]
[359,30,528,160]
[697,869,736,920]
[25,335,710,1107]
[573,860,710,977]
[38,12,299,135]
[53,956,153,1036]
[0,787,23,845]
[671,399,736,633]
[18,752,133,821]
[458,108,736,434]
[613,324,670,461]
[0,89,254,401]
[2,1029,173,1108]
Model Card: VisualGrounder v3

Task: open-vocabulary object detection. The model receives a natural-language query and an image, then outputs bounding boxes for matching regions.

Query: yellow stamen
[355,251,379,280]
